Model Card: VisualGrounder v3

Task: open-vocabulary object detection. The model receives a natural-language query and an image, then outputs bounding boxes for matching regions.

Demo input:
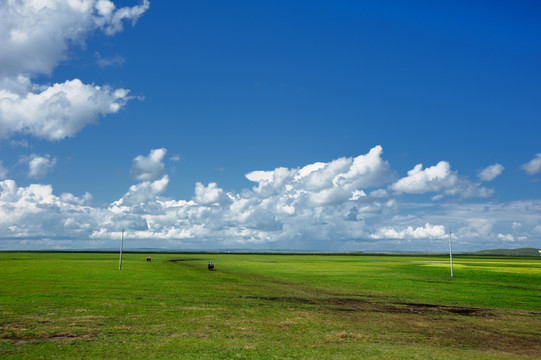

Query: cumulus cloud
[369,223,447,240]
[0,0,149,141]
[521,154,541,175]
[390,161,493,198]
[0,179,98,241]
[20,154,57,179]
[112,175,169,208]
[246,145,394,205]
[0,79,131,140]
[0,0,149,78]
[130,148,167,181]
[2,146,541,252]
[390,161,457,194]
[0,146,396,247]
[478,163,504,182]
[194,182,232,205]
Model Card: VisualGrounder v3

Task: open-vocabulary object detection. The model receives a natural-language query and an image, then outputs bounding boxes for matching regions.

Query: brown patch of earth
[245,295,541,357]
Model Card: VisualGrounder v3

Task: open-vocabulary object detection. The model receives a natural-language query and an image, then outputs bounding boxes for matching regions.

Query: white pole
[119,228,124,270]
[448,229,453,277]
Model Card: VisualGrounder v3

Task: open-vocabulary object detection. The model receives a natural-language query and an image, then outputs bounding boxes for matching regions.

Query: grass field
[1,252,540,359]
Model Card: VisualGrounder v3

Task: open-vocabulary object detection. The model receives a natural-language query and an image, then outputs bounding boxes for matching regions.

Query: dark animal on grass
[208,262,214,270]
[146,257,151,262]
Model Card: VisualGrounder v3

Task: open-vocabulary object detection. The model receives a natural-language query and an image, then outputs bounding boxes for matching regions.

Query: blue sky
[0,0,540,251]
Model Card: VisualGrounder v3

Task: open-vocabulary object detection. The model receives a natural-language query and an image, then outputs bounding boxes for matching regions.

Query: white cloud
[390,161,457,194]
[130,148,167,181]
[497,233,515,242]
[96,0,150,36]
[246,170,275,183]
[246,145,394,205]
[21,154,57,179]
[478,163,504,182]
[60,192,93,205]
[390,161,493,198]
[2,146,541,252]
[369,223,446,240]
[294,162,326,180]
[0,79,131,140]
[0,146,396,247]
[0,179,99,241]
[521,154,541,175]
[194,182,232,205]
[0,0,149,141]
[0,0,149,78]
[112,175,169,208]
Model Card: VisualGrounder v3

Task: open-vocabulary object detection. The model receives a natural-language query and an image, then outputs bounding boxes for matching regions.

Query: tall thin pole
[119,228,124,270]
[448,229,453,277]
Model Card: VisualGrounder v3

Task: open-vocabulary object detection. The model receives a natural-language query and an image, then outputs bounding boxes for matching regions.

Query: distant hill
[464,248,541,256]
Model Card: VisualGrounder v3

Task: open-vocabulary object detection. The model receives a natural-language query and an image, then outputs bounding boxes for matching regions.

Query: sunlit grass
[1,252,540,359]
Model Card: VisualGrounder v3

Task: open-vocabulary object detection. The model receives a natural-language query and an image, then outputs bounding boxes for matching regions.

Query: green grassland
[1,252,540,359]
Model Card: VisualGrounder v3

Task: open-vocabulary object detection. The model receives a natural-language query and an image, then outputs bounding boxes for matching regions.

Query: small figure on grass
[207,262,214,270]
[146,256,151,262]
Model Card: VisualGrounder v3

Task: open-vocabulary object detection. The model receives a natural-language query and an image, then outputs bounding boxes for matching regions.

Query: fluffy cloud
[112,175,169,208]
[246,145,394,205]
[478,163,504,182]
[22,154,57,179]
[521,154,541,175]
[390,161,456,194]
[0,0,149,140]
[369,223,447,240]
[390,161,493,198]
[130,148,167,181]
[0,0,149,78]
[1,146,540,252]
[194,182,232,205]
[0,146,396,247]
[0,179,98,240]
[0,79,130,140]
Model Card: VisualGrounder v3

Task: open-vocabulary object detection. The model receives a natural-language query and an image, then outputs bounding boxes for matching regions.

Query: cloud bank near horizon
[1,146,539,252]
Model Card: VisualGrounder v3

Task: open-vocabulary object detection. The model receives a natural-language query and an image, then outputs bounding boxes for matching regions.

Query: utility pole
[448,229,454,277]
[119,228,124,270]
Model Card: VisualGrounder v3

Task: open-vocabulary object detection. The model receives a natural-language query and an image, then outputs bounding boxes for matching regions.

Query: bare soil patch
[245,294,541,356]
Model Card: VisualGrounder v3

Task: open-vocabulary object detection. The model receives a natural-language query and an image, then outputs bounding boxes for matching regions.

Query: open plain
[1,252,540,359]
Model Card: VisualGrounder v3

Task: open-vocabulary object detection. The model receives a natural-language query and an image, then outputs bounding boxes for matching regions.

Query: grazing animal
[146,256,151,262]
[207,262,214,270]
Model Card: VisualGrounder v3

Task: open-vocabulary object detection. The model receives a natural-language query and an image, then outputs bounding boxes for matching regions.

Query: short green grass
[1,253,540,359]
